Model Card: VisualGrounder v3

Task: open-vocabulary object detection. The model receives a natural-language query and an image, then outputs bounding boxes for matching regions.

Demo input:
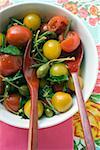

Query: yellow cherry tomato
[23,13,41,30]
[0,33,3,46]
[43,40,61,60]
[24,100,31,118]
[51,92,72,112]
[68,76,83,91]
[24,100,44,118]
[50,63,68,76]
[38,101,44,118]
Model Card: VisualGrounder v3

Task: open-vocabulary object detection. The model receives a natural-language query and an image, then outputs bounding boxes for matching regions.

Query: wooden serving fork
[66,45,95,150]
[23,40,39,150]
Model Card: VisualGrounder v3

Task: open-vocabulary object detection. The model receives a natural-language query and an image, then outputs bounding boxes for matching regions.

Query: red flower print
[64,3,78,14]
[89,5,98,16]
[96,45,100,51]
[79,8,88,19]
[89,18,97,26]
[57,0,68,3]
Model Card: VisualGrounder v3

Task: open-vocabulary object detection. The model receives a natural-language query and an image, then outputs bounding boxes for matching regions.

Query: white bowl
[0,2,98,129]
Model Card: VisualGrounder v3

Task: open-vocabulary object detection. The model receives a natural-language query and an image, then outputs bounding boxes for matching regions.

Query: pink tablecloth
[0,118,73,150]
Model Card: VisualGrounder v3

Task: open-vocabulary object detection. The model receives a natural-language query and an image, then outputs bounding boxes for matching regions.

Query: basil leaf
[0,45,22,56]
[48,75,68,84]
[90,93,100,104]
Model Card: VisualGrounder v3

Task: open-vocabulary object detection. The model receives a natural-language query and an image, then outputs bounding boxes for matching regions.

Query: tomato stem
[46,98,59,115]
[48,57,75,64]
[0,74,20,90]
[64,20,72,39]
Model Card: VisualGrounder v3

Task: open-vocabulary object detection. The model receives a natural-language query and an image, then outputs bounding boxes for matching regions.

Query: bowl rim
[0,1,98,129]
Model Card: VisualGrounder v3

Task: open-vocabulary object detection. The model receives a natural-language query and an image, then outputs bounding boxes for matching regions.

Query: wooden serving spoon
[23,40,39,150]
[66,45,95,150]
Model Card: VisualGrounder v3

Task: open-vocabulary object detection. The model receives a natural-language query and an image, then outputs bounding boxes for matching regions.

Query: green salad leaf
[0,45,22,56]
[48,75,68,84]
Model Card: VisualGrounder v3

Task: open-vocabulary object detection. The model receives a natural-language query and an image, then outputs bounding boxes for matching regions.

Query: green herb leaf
[11,18,23,25]
[2,34,6,48]
[90,93,100,103]
[20,98,28,108]
[0,45,22,56]
[39,85,54,99]
[4,71,23,82]
[48,75,68,84]
[39,31,57,39]
[18,108,28,119]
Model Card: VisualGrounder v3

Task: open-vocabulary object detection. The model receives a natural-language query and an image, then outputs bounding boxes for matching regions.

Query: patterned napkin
[0,0,100,150]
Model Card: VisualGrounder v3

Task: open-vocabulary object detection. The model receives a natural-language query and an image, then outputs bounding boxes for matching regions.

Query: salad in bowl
[0,13,83,118]
[0,2,98,129]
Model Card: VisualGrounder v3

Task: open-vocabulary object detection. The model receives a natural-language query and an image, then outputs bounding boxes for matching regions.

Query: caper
[36,63,50,78]
[19,85,30,96]
[45,108,54,117]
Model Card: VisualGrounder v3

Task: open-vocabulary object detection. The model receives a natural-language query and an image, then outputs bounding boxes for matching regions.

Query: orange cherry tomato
[4,94,21,112]
[47,16,69,34]
[0,77,4,94]
[0,54,22,76]
[6,25,32,47]
[61,31,80,52]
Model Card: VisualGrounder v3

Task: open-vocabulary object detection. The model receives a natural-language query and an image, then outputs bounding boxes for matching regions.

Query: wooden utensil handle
[72,72,95,150]
[28,89,38,150]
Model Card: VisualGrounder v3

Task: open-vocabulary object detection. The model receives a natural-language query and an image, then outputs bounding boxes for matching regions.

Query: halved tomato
[61,31,80,52]
[47,16,68,34]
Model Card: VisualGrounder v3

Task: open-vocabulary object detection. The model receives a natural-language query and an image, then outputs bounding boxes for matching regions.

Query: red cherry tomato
[4,94,21,112]
[6,25,32,47]
[0,54,22,76]
[0,77,4,94]
[47,16,68,34]
[61,31,80,52]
